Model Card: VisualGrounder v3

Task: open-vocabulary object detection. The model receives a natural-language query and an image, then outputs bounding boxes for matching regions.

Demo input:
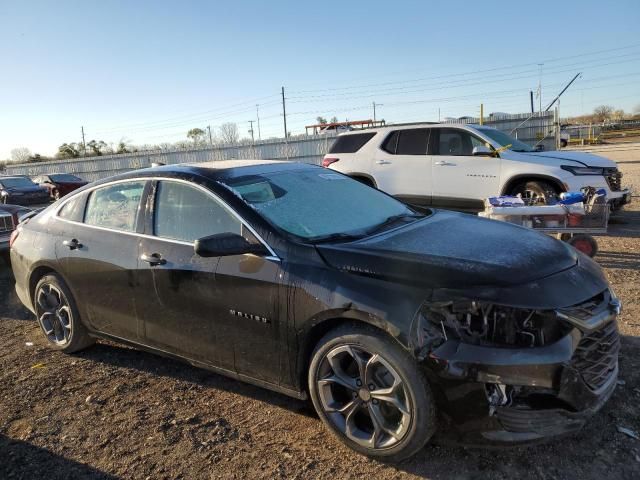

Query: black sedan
[0,175,51,205]
[10,161,620,461]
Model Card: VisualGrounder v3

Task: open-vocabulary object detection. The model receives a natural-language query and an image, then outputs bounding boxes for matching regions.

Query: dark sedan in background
[0,204,31,260]
[9,161,620,461]
[0,175,50,205]
[32,173,87,200]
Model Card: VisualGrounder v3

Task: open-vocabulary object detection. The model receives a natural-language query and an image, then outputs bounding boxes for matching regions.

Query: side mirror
[472,145,494,156]
[194,233,267,258]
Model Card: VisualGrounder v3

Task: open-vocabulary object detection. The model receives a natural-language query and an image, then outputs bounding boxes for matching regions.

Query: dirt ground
[1,164,639,480]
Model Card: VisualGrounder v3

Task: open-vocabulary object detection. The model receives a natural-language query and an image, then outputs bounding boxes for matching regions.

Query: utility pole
[248,120,255,143]
[256,104,261,140]
[438,108,441,122]
[81,126,86,157]
[372,101,382,123]
[207,125,213,146]
[281,86,288,141]
[530,90,534,113]
[537,63,543,114]
[479,103,484,125]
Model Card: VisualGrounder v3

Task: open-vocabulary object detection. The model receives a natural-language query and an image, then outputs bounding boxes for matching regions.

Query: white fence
[5,112,555,181]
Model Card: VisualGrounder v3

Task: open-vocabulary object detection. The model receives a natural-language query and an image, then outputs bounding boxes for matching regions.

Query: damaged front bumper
[419,287,621,444]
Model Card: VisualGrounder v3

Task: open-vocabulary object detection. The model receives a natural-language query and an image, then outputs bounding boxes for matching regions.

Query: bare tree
[612,109,626,121]
[218,123,239,145]
[10,147,32,163]
[593,105,614,123]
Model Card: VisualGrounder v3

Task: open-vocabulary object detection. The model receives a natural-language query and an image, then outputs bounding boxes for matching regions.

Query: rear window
[328,133,376,153]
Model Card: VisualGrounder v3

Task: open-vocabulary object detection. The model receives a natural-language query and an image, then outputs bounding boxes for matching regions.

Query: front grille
[0,215,14,234]
[603,168,622,191]
[571,319,619,390]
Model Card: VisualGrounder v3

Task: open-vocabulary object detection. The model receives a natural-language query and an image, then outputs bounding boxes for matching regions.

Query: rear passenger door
[56,180,147,340]
[371,128,432,207]
[431,128,501,211]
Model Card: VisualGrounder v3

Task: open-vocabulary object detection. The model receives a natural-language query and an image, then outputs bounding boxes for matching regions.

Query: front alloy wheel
[309,325,436,461]
[317,345,412,449]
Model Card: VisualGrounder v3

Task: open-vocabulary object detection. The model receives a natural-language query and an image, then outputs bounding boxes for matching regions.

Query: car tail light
[322,157,339,168]
[9,228,20,248]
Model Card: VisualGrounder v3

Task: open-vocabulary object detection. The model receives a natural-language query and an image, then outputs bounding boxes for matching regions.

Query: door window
[382,129,429,155]
[154,181,241,242]
[84,181,145,232]
[436,129,488,156]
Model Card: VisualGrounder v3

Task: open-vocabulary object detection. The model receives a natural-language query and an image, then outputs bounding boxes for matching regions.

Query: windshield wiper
[309,232,367,244]
[366,213,422,236]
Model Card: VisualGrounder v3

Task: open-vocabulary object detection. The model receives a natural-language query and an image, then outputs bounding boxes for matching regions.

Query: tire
[308,324,436,462]
[33,273,95,353]
[560,139,568,148]
[566,234,598,257]
[510,180,559,205]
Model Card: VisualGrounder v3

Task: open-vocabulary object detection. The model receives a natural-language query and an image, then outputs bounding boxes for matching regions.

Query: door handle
[434,160,452,166]
[376,160,391,165]
[141,252,166,266]
[62,238,82,250]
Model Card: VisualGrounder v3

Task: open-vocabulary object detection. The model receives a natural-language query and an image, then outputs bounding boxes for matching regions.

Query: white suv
[322,123,631,211]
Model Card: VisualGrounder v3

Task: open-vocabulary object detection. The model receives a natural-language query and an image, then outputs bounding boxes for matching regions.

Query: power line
[287,53,640,102]
[287,42,640,94]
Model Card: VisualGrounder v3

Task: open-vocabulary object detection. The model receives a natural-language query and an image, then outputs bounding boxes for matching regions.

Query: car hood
[316,210,578,290]
[508,150,616,168]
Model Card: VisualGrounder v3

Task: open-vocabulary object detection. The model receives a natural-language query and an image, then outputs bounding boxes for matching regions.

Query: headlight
[421,300,572,348]
[561,165,604,175]
[0,190,7,197]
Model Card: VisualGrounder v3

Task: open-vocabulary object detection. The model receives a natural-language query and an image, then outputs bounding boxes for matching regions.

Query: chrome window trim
[54,176,280,260]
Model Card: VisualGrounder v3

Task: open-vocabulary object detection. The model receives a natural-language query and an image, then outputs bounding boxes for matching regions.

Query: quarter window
[153,181,241,243]
[328,133,376,153]
[84,181,146,232]
[58,194,87,222]
[436,129,488,156]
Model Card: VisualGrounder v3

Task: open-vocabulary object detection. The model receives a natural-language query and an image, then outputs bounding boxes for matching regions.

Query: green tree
[316,116,327,124]
[187,127,207,145]
[57,143,80,159]
[87,139,108,156]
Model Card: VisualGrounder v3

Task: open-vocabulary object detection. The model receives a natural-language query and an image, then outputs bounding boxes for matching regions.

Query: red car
[32,173,88,200]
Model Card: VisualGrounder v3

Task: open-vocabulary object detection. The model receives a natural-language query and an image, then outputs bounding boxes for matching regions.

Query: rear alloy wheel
[34,274,94,352]
[308,325,436,461]
[511,180,559,205]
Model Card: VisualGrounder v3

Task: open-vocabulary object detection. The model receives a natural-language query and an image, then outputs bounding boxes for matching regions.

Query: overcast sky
[1,0,639,160]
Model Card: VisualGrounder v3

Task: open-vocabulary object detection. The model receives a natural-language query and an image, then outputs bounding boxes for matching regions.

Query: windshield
[477,128,534,152]
[221,169,419,241]
[0,177,37,188]
[50,173,82,182]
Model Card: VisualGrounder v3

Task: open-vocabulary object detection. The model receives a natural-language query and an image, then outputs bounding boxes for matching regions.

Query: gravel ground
[1,163,639,479]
